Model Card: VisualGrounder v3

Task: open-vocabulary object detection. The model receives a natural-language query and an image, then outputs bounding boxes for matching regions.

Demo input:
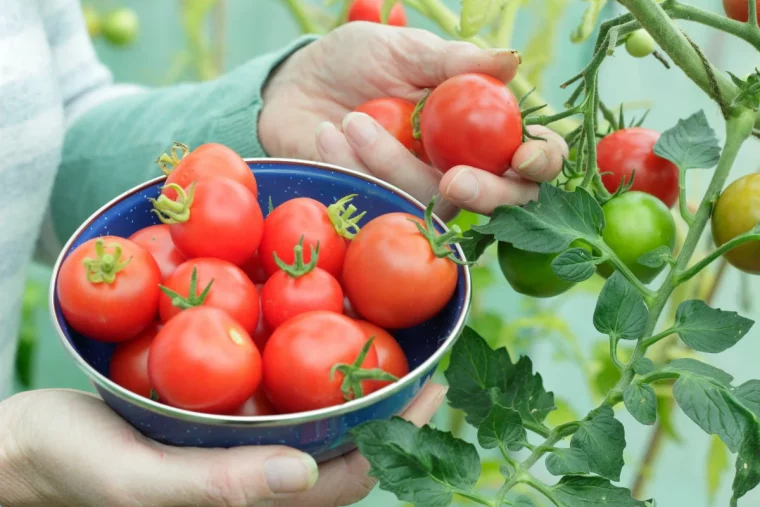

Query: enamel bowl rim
[49,157,472,428]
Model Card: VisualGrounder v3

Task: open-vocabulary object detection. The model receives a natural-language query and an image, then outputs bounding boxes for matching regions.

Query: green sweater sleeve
[50,36,316,244]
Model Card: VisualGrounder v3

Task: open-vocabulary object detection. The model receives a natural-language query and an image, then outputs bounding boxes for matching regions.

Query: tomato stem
[159,267,215,310]
[330,337,398,401]
[154,141,190,176]
[150,182,195,224]
[273,236,319,278]
[411,90,430,140]
[411,197,471,266]
[327,194,366,240]
[81,239,132,284]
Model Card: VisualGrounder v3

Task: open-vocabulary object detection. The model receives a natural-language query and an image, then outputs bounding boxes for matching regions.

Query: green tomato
[102,8,139,47]
[498,241,582,298]
[598,191,676,283]
[565,176,584,192]
[625,29,656,58]
[82,6,101,38]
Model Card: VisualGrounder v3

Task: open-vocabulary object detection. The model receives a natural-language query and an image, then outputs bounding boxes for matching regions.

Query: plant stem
[675,228,760,285]
[677,166,695,226]
[281,0,321,33]
[640,327,676,349]
[521,477,560,506]
[598,244,657,303]
[663,0,760,52]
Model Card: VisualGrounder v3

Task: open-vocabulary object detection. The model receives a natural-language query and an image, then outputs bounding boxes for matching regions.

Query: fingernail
[487,48,522,64]
[265,454,319,494]
[518,148,548,176]
[315,121,341,155]
[342,112,378,148]
[445,169,479,202]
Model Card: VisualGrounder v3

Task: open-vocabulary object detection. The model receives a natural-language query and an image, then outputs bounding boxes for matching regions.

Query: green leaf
[632,357,656,375]
[734,380,760,418]
[637,246,673,269]
[352,417,481,507]
[551,476,647,506]
[624,384,657,425]
[545,448,590,476]
[673,300,754,353]
[473,184,604,254]
[732,424,760,502]
[570,405,626,481]
[459,0,507,38]
[706,435,729,504]
[477,403,526,452]
[593,272,649,341]
[728,70,760,110]
[512,495,536,507]
[379,0,399,24]
[664,358,734,385]
[653,110,721,170]
[445,327,555,429]
[459,229,495,263]
[551,247,597,282]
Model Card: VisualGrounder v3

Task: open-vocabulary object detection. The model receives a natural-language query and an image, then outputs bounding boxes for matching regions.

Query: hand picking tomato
[258,195,364,278]
[128,224,186,280]
[261,238,344,330]
[347,0,407,26]
[151,178,264,266]
[263,311,394,413]
[598,191,677,283]
[57,237,161,342]
[597,128,679,208]
[149,306,262,414]
[159,258,260,334]
[497,242,577,298]
[241,249,269,284]
[354,98,428,163]
[342,199,459,329]
[711,173,760,274]
[109,321,161,398]
[353,320,408,390]
[157,142,258,199]
[229,390,277,416]
[723,0,760,22]
[420,73,523,175]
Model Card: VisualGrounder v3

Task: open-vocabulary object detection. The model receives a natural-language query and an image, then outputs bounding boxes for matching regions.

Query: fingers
[398,382,448,426]
[315,121,369,173]
[440,167,540,215]
[511,125,568,183]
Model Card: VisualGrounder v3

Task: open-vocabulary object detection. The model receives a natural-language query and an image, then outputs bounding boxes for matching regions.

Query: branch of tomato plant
[661,0,760,52]
[677,167,695,226]
[488,0,523,49]
[674,226,760,285]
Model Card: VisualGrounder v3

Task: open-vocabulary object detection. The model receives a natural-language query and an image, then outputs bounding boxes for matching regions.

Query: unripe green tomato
[565,176,584,192]
[625,29,655,58]
[497,241,590,298]
[102,8,139,47]
[597,191,676,283]
[711,173,760,274]
[82,6,101,38]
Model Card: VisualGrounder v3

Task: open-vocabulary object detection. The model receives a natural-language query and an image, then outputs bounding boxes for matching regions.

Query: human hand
[0,383,446,507]
[259,23,568,219]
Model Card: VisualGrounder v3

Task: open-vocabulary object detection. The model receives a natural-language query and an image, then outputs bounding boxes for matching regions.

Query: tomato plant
[57,237,161,342]
[128,224,186,280]
[712,173,760,274]
[149,306,261,414]
[723,0,760,23]
[101,7,139,47]
[109,321,161,398]
[497,242,577,298]
[420,73,523,175]
[151,178,264,266]
[597,128,679,208]
[353,320,409,390]
[347,0,407,26]
[354,98,428,163]
[625,29,656,58]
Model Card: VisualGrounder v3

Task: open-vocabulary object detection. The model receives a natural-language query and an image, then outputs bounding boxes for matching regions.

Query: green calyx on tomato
[158,267,214,310]
[155,142,190,176]
[273,236,319,278]
[150,182,195,224]
[149,389,160,401]
[327,194,366,239]
[412,198,468,265]
[330,337,397,401]
[82,239,132,284]
[497,241,582,298]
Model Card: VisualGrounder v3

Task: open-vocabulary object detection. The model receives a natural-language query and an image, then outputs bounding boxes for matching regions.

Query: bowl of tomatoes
[49,145,471,462]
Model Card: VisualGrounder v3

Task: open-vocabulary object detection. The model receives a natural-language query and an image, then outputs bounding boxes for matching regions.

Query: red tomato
[342,204,458,329]
[109,321,162,398]
[128,224,186,280]
[420,73,523,175]
[159,258,259,334]
[354,98,428,163]
[158,142,258,199]
[597,128,679,208]
[229,390,278,416]
[57,237,161,342]
[347,0,407,26]
[354,320,408,390]
[149,306,261,414]
[252,284,272,350]
[241,249,269,284]
[723,0,759,22]
[152,178,264,266]
[258,196,362,278]
[263,311,382,413]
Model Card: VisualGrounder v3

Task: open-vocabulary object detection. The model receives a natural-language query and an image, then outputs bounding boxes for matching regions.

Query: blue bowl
[49,159,471,462]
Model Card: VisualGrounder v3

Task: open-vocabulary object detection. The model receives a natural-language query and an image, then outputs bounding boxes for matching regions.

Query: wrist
[0,394,42,506]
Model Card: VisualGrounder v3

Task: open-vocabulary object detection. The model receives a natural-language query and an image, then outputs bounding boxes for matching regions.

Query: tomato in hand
[241,249,269,284]
[597,128,679,208]
[342,200,459,329]
[261,239,344,330]
[263,311,392,413]
[347,0,407,26]
[149,306,261,414]
[109,322,161,398]
[598,191,677,283]
[57,237,161,342]
[128,224,186,280]
[497,242,577,298]
[354,98,428,163]
[229,390,277,417]
[157,142,257,200]
[723,0,760,22]
[420,73,523,175]
[353,320,408,390]
[711,173,760,274]
[159,258,260,334]
[151,178,264,266]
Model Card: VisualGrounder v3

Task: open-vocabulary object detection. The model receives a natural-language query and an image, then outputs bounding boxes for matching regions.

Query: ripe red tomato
[159,258,260,334]
[158,142,257,200]
[723,0,759,22]
[149,306,261,414]
[229,390,277,416]
[420,73,523,175]
[354,98,428,163]
[57,237,161,342]
[353,320,408,390]
[261,240,344,329]
[347,0,407,26]
[241,249,269,284]
[263,311,382,413]
[109,321,161,398]
[152,178,264,266]
[252,284,272,350]
[342,204,458,329]
[258,196,361,278]
[597,128,679,208]
[128,224,186,280]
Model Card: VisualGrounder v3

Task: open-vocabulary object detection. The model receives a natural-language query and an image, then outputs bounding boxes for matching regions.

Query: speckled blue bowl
[49,158,471,462]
